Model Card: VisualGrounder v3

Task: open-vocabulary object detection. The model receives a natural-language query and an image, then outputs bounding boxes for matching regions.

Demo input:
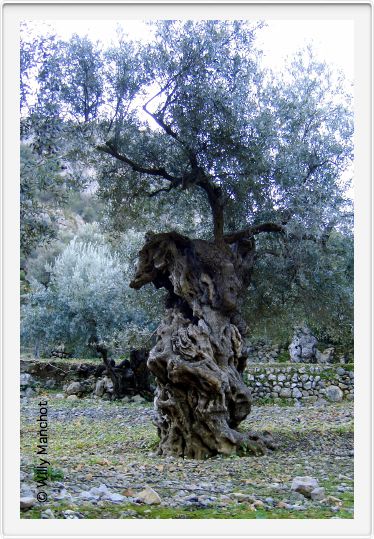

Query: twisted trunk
[130,231,275,458]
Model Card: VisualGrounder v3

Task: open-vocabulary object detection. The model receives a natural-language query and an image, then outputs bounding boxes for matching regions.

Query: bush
[21,234,162,357]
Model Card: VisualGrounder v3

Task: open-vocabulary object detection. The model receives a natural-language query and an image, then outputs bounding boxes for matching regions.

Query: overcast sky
[24,19,354,83]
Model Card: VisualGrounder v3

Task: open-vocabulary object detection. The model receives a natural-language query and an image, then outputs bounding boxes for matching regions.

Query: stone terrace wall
[245,363,354,403]
[20,359,354,404]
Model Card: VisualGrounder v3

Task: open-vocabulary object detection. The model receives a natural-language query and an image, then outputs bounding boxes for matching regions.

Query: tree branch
[97,141,181,184]
[147,184,175,198]
[224,223,285,244]
[143,106,182,145]
[224,220,337,248]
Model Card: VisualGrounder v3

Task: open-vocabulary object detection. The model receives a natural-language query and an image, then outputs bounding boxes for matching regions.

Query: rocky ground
[20,392,354,519]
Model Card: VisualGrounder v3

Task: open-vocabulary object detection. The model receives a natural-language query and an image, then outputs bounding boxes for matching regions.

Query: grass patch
[33,465,64,482]
[255,397,295,407]
[21,500,353,519]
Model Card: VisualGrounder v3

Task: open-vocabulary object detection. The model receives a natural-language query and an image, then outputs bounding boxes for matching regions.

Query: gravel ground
[20,394,353,519]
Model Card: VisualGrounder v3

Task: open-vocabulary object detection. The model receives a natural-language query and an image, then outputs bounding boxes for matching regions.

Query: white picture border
[1,1,372,538]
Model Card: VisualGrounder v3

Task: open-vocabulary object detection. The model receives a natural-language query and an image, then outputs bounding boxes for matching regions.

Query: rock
[325,385,343,402]
[104,492,126,503]
[20,373,33,387]
[20,496,36,510]
[289,325,318,363]
[79,491,98,501]
[287,491,306,502]
[316,347,335,364]
[324,495,342,506]
[54,393,65,399]
[66,394,79,401]
[291,476,319,498]
[132,395,146,403]
[54,488,72,500]
[63,510,84,519]
[103,376,114,394]
[303,396,318,403]
[24,387,36,397]
[292,388,302,399]
[310,487,325,501]
[41,508,55,519]
[90,484,110,497]
[136,486,161,505]
[337,367,346,376]
[21,484,35,498]
[94,379,106,397]
[279,388,291,398]
[65,382,82,396]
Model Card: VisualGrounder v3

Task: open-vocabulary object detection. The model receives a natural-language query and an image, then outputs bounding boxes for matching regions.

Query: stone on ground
[65,381,82,396]
[136,485,162,505]
[20,497,36,510]
[132,394,146,403]
[94,378,106,397]
[310,487,326,501]
[291,476,319,498]
[41,508,55,518]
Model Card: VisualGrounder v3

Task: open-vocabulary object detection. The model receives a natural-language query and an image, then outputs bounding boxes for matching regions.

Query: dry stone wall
[245,363,354,403]
[20,359,354,404]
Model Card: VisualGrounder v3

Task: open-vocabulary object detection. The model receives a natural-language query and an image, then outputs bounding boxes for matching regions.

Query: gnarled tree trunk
[130,231,275,458]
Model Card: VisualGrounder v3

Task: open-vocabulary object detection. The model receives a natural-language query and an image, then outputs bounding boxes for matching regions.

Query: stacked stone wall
[245,363,354,403]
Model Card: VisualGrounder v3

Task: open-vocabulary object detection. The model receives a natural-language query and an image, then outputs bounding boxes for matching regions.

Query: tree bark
[130,231,276,458]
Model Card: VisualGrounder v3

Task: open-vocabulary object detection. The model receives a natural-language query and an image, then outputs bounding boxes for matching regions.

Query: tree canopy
[20,20,354,350]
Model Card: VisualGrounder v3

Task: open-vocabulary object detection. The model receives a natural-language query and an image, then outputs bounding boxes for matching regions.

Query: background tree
[20,20,353,458]
[21,231,162,357]
[20,143,66,259]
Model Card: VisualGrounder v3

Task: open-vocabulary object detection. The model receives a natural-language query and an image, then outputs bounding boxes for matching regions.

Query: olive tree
[21,235,161,357]
[21,21,353,458]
